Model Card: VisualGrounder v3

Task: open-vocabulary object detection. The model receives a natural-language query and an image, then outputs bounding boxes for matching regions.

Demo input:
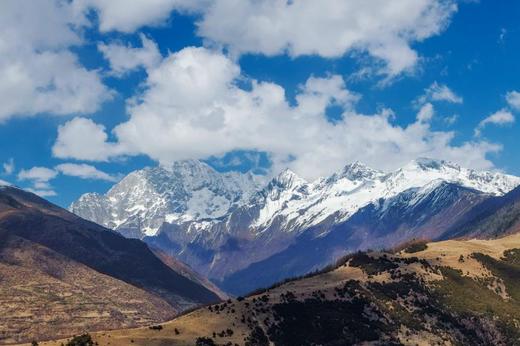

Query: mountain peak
[339,161,382,181]
[272,168,306,189]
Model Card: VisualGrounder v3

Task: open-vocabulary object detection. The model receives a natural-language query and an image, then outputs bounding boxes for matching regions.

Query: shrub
[195,337,217,346]
[403,241,428,254]
[66,334,94,346]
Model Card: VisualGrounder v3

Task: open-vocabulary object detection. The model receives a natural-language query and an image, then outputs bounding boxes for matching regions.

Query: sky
[0,0,519,207]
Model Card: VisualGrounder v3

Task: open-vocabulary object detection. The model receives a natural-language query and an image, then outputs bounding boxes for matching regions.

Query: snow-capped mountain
[247,158,519,235]
[71,158,520,293]
[70,160,264,237]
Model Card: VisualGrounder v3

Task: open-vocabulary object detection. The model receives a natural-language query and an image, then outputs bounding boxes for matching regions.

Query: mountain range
[71,158,520,294]
[5,157,520,344]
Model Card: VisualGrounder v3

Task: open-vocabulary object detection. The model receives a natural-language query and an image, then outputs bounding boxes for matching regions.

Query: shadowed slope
[0,186,220,308]
[0,229,176,344]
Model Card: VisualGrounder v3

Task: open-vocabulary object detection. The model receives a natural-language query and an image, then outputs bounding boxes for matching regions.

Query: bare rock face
[70,159,520,294]
[70,160,263,237]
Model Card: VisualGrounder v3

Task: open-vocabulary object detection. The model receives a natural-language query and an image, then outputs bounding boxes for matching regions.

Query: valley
[4,158,520,345]
[2,2,519,345]
[26,232,520,345]
[72,159,520,294]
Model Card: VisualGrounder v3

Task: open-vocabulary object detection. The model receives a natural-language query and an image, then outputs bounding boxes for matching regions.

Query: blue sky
[0,0,519,207]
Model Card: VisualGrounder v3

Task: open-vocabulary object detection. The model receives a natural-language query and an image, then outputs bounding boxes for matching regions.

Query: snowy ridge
[70,160,264,236]
[248,158,520,234]
[71,158,520,238]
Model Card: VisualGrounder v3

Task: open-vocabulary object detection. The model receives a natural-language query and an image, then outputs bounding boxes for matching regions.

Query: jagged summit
[392,158,519,196]
[334,161,383,182]
[71,158,520,240]
[70,161,264,237]
[270,168,307,189]
[70,158,520,290]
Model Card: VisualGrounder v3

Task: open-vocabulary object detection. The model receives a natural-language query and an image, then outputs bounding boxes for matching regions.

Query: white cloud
[98,34,162,76]
[475,109,515,137]
[416,103,435,123]
[417,81,463,105]
[2,158,14,175]
[0,0,111,122]
[26,188,58,198]
[76,0,457,78]
[16,163,119,196]
[74,0,207,33]
[0,179,11,186]
[444,114,459,125]
[53,117,125,161]
[53,46,501,179]
[18,166,58,196]
[18,167,58,184]
[55,163,119,182]
[197,0,457,77]
[506,91,520,111]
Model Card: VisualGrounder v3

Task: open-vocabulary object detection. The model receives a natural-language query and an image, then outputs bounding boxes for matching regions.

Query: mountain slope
[151,247,229,301]
[71,159,520,294]
[0,230,175,345]
[442,185,520,240]
[0,186,220,308]
[70,160,263,238]
[219,181,489,294]
[40,232,520,346]
[0,186,221,344]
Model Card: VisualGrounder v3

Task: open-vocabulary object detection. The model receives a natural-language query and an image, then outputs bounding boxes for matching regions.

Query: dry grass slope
[0,233,176,345]
[28,232,520,346]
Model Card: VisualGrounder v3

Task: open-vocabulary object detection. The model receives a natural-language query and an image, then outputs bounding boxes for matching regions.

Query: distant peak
[272,168,306,189]
[334,161,381,181]
[343,161,374,172]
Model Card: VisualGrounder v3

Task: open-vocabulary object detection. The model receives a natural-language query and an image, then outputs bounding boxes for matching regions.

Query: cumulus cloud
[74,0,207,33]
[53,117,125,161]
[18,166,58,196]
[98,34,162,76]
[416,103,435,123]
[0,0,111,122]
[506,91,520,111]
[475,109,515,137]
[17,163,119,196]
[417,81,463,105]
[53,46,501,179]
[76,0,457,78]
[2,158,15,175]
[55,163,119,182]
[196,0,457,77]
[18,167,58,184]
